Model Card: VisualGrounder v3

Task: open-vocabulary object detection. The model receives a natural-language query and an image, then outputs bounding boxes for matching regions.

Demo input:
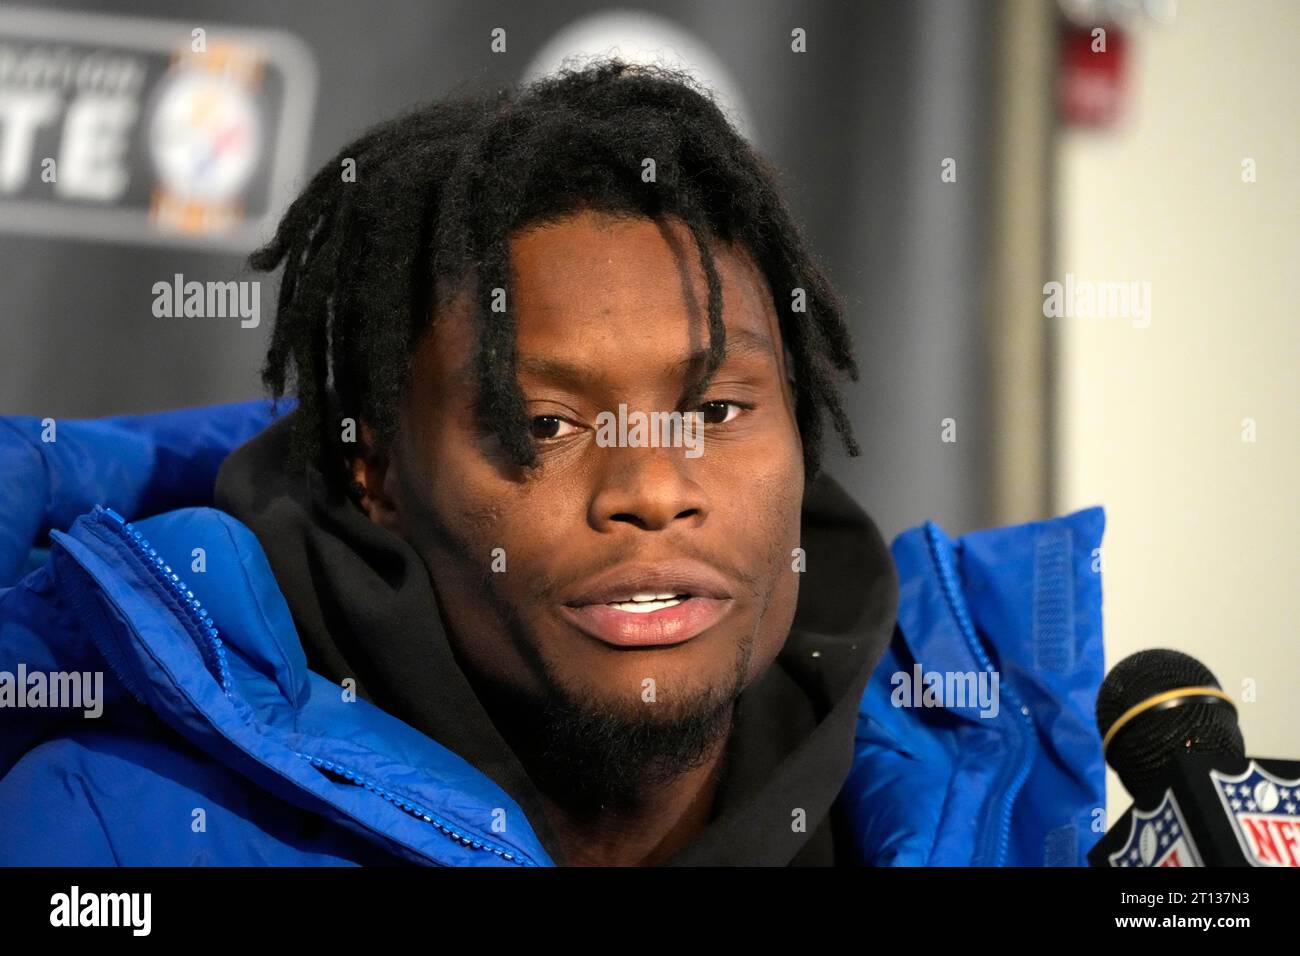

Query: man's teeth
[607,592,687,613]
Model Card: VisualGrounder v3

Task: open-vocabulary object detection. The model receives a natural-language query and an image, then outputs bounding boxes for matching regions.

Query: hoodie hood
[214,411,898,865]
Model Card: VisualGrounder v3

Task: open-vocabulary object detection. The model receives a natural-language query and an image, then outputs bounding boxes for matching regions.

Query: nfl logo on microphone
[1211,762,1300,867]
[1108,790,1203,867]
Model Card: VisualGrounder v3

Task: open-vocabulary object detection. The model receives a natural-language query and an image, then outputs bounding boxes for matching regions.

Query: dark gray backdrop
[0,0,994,540]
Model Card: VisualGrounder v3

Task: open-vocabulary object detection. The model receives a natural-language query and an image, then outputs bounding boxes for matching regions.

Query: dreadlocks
[250,58,860,496]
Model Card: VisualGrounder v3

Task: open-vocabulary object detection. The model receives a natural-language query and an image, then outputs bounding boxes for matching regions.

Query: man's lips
[560,597,732,647]
[559,561,735,647]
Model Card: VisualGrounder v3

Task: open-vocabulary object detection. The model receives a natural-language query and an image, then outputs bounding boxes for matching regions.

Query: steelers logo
[148,69,262,203]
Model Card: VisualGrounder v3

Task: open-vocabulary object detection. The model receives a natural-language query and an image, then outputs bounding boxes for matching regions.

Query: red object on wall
[1058,23,1128,128]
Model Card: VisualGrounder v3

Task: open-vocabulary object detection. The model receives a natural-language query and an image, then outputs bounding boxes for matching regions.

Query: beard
[469,633,754,818]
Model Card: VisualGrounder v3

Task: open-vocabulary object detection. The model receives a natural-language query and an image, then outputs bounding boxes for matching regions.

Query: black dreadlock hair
[251,59,861,499]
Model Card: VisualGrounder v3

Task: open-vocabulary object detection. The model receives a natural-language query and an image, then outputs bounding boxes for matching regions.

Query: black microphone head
[1096,649,1244,799]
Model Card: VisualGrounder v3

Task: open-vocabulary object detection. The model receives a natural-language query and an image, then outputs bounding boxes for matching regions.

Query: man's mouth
[560,564,734,647]
[604,592,689,613]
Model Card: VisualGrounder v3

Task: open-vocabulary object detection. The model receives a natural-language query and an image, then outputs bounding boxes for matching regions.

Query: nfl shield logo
[1108,789,1203,867]
[1211,761,1300,867]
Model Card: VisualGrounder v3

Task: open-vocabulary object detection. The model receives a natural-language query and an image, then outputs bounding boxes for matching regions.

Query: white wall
[1054,0,1300,824]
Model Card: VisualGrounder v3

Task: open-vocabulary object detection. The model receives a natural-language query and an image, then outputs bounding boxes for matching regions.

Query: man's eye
[698,401,743,425]
[530,415,580,440]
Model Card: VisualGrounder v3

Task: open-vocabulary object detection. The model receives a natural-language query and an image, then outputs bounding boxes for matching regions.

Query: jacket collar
[46,504,555,866]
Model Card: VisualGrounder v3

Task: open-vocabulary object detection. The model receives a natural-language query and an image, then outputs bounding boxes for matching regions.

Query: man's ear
[350,422,403,533]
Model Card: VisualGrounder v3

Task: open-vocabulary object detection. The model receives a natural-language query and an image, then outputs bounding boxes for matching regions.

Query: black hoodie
[214,411,898,865]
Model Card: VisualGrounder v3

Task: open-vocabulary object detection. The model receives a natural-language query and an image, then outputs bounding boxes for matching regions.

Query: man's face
[366,209,804,784]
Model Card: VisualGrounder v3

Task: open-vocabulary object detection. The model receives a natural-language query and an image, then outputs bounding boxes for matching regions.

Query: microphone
[1088,649,1300,867]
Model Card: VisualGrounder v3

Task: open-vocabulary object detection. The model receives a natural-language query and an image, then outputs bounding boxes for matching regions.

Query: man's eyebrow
[515,327,777,388]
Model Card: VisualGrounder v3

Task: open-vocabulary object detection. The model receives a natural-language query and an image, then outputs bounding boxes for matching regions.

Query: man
[0,61,1106,866]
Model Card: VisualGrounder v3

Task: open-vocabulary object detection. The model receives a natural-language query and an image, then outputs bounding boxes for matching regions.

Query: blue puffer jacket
[0,400,1106,866]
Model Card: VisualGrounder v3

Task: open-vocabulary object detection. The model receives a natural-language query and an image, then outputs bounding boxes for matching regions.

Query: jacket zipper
[923,522,1036,866]
[293,752,532,864]
[92,505,535,866]
[97,505,232,695]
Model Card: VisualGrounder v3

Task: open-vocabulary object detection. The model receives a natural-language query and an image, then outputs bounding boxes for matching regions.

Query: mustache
[535,542,764,604]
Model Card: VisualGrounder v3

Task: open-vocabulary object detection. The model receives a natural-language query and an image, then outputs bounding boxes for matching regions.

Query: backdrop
[0,0,997,540]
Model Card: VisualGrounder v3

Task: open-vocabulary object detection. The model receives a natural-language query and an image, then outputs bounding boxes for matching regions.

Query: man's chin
[528,680,741,814]
[473,658,746,815]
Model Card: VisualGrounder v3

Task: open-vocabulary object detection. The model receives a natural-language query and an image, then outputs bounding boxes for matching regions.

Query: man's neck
[463,669,740,866]
[536,739,729,866]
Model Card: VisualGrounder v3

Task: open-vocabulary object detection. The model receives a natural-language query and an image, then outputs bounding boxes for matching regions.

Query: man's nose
[587,446,709,532]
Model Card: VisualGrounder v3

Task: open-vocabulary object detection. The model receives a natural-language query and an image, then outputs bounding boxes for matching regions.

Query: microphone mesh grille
[1096,649,1244,799]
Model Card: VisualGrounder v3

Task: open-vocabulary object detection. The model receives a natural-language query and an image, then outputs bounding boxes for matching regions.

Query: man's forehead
[515,217,777,350]
[421,211,786,387]
[510,279,784,393]
[510,214,769,323]
[514,324,779,393]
